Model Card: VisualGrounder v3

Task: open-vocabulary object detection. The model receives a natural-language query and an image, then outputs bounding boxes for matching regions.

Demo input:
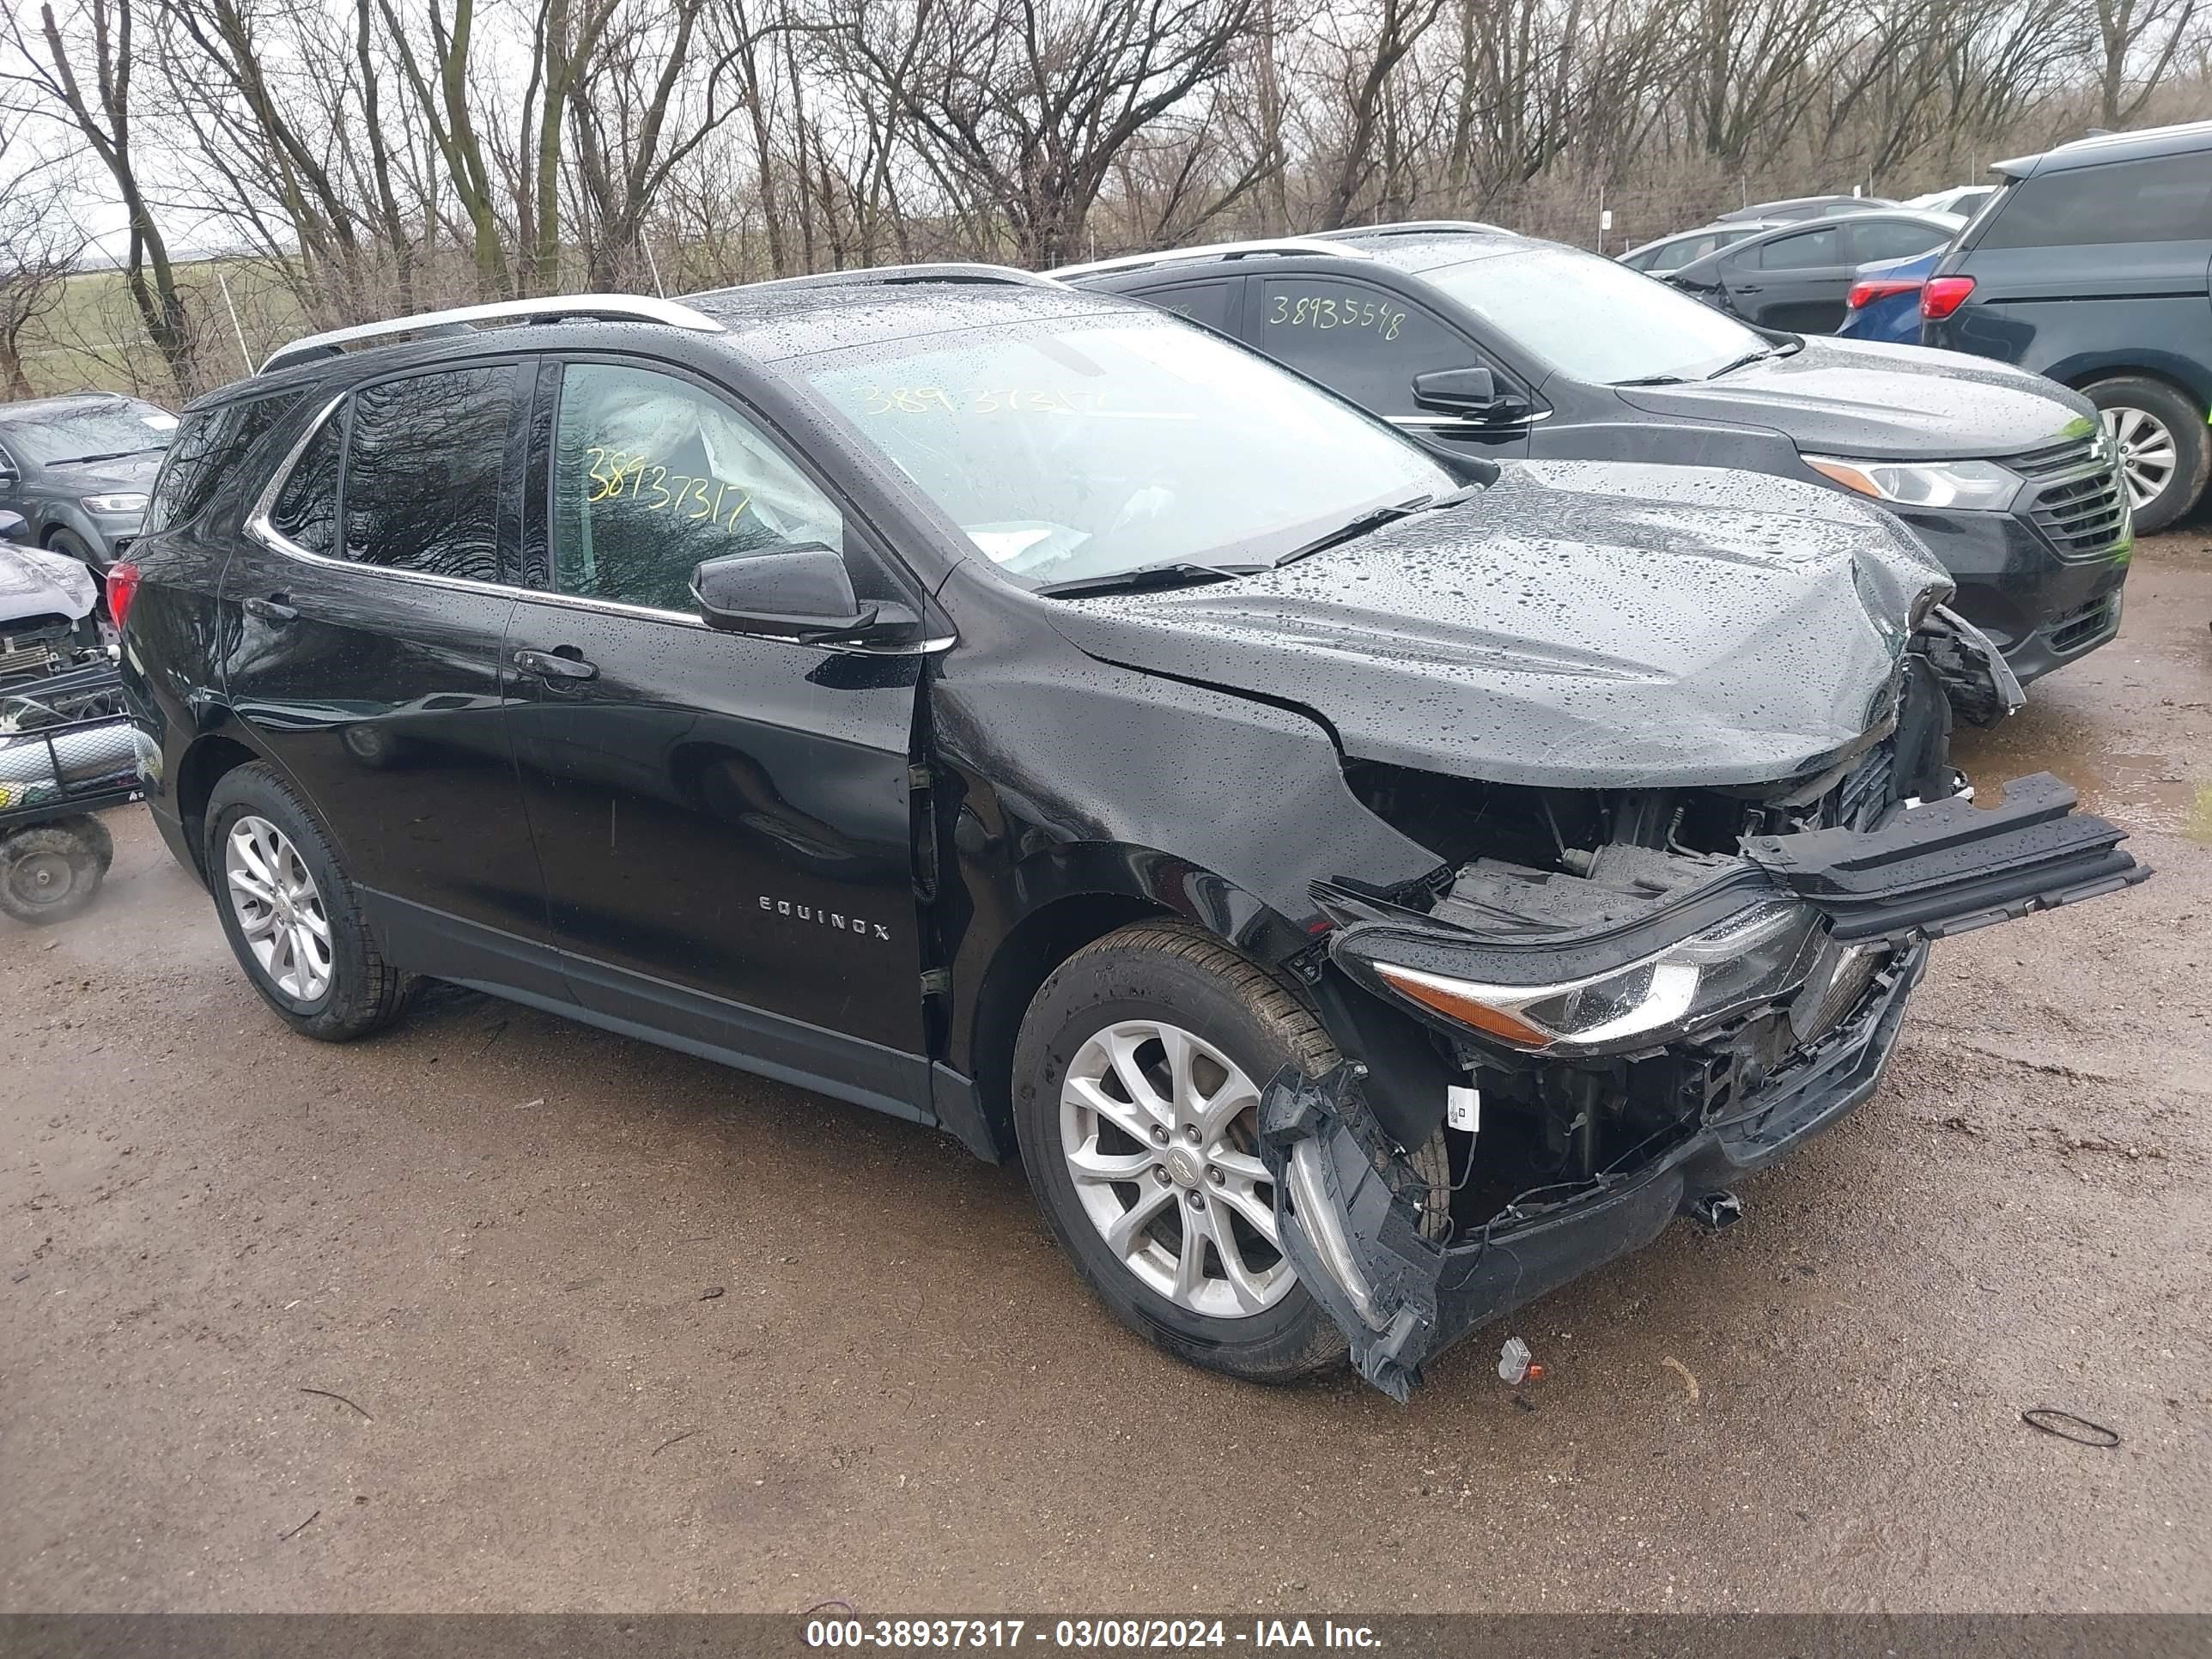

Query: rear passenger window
[1978,155,2212,248]
[1255,278,1475,416]
[1846,219,1952,261]
[270,412,341,557]
[1757,227,1841,269]
[342,366,514,581]
[143,392,301,534]
[1139,280,1237,333]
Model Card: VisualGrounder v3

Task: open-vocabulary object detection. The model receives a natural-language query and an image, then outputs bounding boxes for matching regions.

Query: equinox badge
[759,896,891,941]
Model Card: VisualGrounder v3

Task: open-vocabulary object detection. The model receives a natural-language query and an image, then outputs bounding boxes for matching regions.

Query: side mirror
[0,510,26,543]
[1411,366,1528,423]
[691,544,920,647]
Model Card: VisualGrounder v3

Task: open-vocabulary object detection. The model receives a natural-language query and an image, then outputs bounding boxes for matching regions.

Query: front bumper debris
[1279,774,2147,1398]
[1263,942,1924,1401]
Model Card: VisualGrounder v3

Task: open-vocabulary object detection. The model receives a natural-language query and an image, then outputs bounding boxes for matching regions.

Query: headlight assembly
[81,494,149,514]
[1369,902,1826,1054]
[1802,456,2020,513]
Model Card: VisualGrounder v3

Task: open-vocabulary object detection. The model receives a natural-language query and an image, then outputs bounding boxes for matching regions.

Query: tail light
[1920,276,1977,321]
[1847,278,1922,311]
[106,560,142,631]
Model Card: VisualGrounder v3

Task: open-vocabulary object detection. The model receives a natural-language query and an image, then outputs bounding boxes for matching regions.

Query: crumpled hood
[0,543,100,624]
[1617,336,2096,460]
[1045,461,1952,789]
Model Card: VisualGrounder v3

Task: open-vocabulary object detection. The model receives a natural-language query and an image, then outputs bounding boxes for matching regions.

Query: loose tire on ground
[204,763,416,1041]
[1012,921,1352,1385]
[0,817,111,925]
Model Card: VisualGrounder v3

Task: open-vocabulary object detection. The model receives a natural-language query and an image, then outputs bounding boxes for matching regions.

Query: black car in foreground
[1922,119,2212,532]
[1057,225,2133,689]
[117,276,2145,1397]
[0,392,176,572]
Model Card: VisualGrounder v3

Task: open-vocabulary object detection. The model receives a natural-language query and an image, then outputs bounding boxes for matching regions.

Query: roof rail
[1310,220,1514,241]
[1048,237,1370,281]
[724,263,1063,297]
[258,294,725,376]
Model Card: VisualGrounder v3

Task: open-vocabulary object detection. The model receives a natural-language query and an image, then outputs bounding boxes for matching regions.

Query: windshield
[1420,247,1771,385]
[800,314,1455,588]
[1,398,177,465]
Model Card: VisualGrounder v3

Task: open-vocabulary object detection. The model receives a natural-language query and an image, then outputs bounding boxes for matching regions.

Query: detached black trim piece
[1742,772,2148,941]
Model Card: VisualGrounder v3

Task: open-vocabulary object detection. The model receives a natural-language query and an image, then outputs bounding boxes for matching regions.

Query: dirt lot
[3,532,2208,1616]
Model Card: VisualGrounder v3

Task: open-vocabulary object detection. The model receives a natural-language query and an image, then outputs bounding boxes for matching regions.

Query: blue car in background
[1838,248,1940,344]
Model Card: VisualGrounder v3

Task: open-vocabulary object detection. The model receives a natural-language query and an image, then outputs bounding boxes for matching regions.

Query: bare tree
[0,111,88,395]
[3,0,195,392]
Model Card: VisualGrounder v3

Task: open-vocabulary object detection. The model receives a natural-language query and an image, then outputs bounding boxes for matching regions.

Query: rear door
[222,362,558,993]
[503,356,936,1114]
[1724,224,1851,331]
[1247,272,1536,455]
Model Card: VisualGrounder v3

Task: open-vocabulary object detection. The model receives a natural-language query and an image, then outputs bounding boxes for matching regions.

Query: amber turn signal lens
[1372,963,1553,1048]
[1803,457,1880,498]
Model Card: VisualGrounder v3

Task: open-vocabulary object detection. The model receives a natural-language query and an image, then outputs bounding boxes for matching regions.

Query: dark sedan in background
[0,392,176,572]
[1664,210,1964,334]
[1057,224,2131,689]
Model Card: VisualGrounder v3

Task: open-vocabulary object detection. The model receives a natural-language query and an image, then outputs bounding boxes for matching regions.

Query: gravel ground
[2,530,2207,1615]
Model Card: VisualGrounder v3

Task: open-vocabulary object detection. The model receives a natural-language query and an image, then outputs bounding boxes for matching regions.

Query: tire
[204,763,416,1040]
[1012,921,1349,1384]
[46,527,100,570]
[0,820,108,925]
[2084,376,2209,534]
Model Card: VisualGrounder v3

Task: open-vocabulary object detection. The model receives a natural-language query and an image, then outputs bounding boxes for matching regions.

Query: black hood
[1616,336,2096,460]
[1043,462,1952,790]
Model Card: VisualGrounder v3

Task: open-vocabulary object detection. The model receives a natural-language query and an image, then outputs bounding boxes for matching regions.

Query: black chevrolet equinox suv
[117,274,2145,1396]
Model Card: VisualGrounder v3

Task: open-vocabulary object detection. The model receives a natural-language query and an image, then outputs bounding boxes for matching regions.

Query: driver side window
[550,362,844,612]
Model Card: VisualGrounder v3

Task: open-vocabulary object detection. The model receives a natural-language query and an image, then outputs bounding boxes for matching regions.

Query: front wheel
[2086,376,2210,534]
[1012,921,1349,1384]
[204,763,416,1040]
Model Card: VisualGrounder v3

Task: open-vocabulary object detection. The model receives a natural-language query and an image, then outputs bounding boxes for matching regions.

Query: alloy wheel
[1058,1018,1293,1320]
[2101,404,2178,513]
[224,814,333,1000]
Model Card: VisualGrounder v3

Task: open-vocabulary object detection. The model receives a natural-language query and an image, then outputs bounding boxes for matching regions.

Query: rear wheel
[2085,377,2209,533]
[1012,922,1349,1384]
[204,763,415,1040]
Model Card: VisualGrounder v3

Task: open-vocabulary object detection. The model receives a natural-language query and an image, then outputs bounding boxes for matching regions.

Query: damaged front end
[1263,765,2145,1400]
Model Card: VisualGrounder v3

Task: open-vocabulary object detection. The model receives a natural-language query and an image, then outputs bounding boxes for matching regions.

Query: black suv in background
[0,392,177,572]
[1055,225,2133,689]
[116,278,2142,1397]
[1923,119,2212,532]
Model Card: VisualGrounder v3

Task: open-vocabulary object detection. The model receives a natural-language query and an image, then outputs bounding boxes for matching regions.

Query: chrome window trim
[1386,410,1551,428]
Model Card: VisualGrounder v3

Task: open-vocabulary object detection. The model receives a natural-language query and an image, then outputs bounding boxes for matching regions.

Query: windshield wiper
[1273,485,1481,568]
[1705,348,1777,379]
[58,447,165,465]
[1035,560,1267,599]
[1613,373,1690,386]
